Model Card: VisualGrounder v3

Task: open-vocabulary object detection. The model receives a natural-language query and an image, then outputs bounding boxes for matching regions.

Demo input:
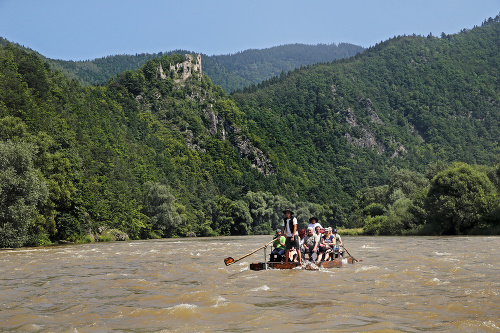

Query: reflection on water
[0,236,499,332]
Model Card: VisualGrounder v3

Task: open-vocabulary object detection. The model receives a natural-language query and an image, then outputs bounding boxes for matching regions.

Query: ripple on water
[355,265,380,273]
[166,303,198,319]
[211,296,227,308]
[250,285,270,292]
[360,244,380,249]
[433,251,452,256]
[425,277,451,286]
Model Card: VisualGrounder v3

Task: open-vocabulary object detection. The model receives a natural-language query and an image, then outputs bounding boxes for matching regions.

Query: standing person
[281,209,302,264]
[271,229,286,261]
[307,217,322,231]
[293,229,306,262]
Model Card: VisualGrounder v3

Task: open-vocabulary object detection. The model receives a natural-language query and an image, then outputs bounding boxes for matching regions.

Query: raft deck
[250,256,354,270]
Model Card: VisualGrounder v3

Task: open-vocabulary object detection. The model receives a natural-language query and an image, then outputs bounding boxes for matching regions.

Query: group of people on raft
[271,209,343,264]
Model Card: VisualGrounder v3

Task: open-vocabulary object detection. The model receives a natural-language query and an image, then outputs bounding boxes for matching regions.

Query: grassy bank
[337,228,365,236]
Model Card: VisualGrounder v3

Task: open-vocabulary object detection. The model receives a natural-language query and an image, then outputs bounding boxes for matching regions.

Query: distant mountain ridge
[0,38,364,92]
[199,43,364,92]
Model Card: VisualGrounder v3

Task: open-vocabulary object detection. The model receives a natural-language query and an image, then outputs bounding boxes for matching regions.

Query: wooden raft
[249,256,354,270]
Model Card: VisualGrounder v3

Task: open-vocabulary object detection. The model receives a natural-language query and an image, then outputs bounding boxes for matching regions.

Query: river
[0,236,499,332]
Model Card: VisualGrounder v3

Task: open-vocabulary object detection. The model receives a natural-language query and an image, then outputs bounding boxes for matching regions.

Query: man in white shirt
[281,209,302,264]
[307,217,322,231]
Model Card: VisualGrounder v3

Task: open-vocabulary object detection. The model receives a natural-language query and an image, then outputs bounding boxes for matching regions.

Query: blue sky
[0,0,498,61]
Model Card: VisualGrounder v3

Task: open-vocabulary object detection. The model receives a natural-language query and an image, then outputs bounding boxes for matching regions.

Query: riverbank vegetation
[1,16,499,247]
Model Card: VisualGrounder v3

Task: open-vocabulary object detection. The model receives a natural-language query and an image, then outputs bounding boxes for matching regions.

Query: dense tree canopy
[0,16,499,247]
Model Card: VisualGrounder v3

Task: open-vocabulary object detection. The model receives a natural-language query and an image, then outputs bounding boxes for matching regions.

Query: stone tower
[168,54,202,83]
[156,62,167,79]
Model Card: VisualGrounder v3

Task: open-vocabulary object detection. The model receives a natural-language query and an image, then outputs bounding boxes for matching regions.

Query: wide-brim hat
[282,209,294,214]
[309,217,318,222]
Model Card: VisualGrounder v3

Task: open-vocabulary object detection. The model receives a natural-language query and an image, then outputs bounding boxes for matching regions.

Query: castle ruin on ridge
[156,54,202,83]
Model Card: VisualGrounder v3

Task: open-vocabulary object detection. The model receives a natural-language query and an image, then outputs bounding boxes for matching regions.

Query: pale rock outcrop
[346,108,357,127]
[391,144,408,158]
[169,54,202,83]
[365,98,384,124]
[345,130,386,154]
[156,63,167,79]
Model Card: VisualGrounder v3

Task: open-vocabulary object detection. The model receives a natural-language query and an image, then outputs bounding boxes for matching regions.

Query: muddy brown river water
[0,236,499,332]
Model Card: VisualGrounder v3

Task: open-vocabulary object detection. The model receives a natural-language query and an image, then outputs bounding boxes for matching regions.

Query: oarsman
[307,217,322,231]
[271,229,286,261]
[281,209,302,264]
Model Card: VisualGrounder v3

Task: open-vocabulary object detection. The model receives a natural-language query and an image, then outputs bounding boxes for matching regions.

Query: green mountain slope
[233,19,500,189]
[0,38,364,92]
[230,18,500,235]
[0,44,286,246]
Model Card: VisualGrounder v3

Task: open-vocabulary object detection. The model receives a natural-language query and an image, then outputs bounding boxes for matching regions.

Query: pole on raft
[263,244,268,270]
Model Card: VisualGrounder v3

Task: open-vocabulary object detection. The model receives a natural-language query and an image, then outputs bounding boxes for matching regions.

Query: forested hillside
[1,17,499,248]
[0,38,363,92]
[0,43,347,247]
[232,16,500,235]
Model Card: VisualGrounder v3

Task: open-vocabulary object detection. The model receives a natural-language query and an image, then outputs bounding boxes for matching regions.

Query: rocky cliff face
[152,54,274,176]
[344,97,407,158]
[203,108,274,176]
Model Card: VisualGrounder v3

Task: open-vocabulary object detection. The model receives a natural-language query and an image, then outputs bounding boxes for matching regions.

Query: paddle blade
[224,257,235,266]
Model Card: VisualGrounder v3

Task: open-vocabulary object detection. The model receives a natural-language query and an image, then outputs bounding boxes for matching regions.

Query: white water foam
[433,251,452,256]
[361,245,380,249]
[212,296,228,307]
[166,303,198,311]
[429,277,450,285]
[355,265,379,273]
[250,285,270,291]
[483,321,500,329]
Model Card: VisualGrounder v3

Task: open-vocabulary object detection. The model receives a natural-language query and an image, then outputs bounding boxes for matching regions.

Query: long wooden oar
[224,239,274,266]
[342,246,360,262]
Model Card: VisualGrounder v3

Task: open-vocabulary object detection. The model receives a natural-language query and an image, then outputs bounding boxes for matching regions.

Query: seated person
[301,227,319,260]
[315,225,323,237]
[332,228,343,253]
[317,227,335,262]
[271,229,286,261]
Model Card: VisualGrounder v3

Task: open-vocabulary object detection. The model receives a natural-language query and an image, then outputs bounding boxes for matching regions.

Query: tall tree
[144,182,183,237]
[0,141,49,247]
[425,163,498,234]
